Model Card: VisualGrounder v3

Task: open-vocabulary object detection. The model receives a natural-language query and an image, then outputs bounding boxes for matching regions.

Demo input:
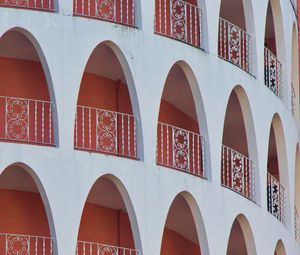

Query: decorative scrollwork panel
[228,24,241,66]
[231,151,244,193]
[173,127,189,171]
[5,0,29,7]
[98,245,118,255]
[96,110,117,154]
[6,235,29,255]
[96,0,115,21]
[171,0,186,41]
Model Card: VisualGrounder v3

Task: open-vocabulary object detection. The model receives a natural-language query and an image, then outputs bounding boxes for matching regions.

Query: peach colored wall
[265,37,277,55]
[78,72,133,114]
[161,228,201,255]
[78,202,134,249]
[0,57,50,100]
[158,100,199,133]
[0,189,50,236]
[268,156,280,180]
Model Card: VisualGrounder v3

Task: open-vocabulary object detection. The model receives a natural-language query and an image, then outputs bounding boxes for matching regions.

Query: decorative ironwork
[0,233,54,255]
[267,173,286,225]
[74,0,135,27]
[264,47,283,101]
[0,96,55,146]
[155,0,202,48]
[218,18,252,74]
[96,0,115,21]
[1,0,54,11]
[221,145,255,201]
[157,122,205,177]
[75,105,138,159]
[77,241,141,255]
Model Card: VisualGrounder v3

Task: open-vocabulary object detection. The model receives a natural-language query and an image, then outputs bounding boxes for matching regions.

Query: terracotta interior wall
[265,37,277,55]
[78,72,133,114]
[161,228,201,255]
[0,57,50,100]
[78,203,135,249]
[268,156,280,180]
[0,189,50,236]
[158,100,199,133]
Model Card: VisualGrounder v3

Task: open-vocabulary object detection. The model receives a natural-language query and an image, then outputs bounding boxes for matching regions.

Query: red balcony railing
[264,47,283,100]
[0,96,55,146]
[0,0,54,12]
[157,122,205,177]
[267,172,286,225]
[154,0,202,48]
[218,18,252,73]
[221,145,255,201]
[75,105,138,159]
[0,233,54,255]
[73,0,135,27]
[77,241,141,255]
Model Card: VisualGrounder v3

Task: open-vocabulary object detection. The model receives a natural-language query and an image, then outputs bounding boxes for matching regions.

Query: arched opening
[156,63,205,177]
[74,42,139,159]
[221,87,257,202]
[0,30,56,146]
[264,0,285,101]
[291,24,299,117]
[0,164,54,254]
[154,0,203,48]
[226,215,257,255]
[160,193,208,255]
[0,0,54,11]
[77,176,141,255]
[274,240,286,255]
[267,115,288,225]
[218,0,255,74]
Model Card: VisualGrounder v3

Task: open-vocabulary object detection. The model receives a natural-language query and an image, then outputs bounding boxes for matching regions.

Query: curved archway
[264,0,286,101]
[218,0,256,74]
[291,23,299,117]
[0,28,57,146]
[226,214,257,255]
[76,175,142,255]
[274,240,286,255]
[221,86,259,202]
[266,114,290,225]
[74,41,142,159]
[160,192,209,255]
[156,61,207,178]
[0,163,55,254]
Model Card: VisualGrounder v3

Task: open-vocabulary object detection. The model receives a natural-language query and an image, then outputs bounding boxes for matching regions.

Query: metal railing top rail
[158,121,203,138]
[77,105,136,119]
[219,17,252,37]
[0,95,53,105]
[222,144,255,165]
[77,240,141,254]
[0,232,55,240]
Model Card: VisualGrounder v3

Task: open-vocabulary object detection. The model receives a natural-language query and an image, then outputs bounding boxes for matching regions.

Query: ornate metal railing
[75,105,138,159]
[221,145,255,201]
[218,18,252,74]
[264,47,283,100]
[154,0,203,48]
[156,122,205,177]
[295,207,299,240]
[77,241,141,255]
[267,172,286,225]
[73,0,135,27]
[291,84,296,115]
[0,96,55,146]
[0,0,54,11]
[0,233,54,255]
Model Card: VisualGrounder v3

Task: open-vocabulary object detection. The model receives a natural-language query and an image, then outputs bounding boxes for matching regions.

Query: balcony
[218,18,252,74]
[73,0,136,27]
[0,0,54,11]
[0,96,55,146]
[267,173,286,225]
[156,122,205,177]
[154,0,203,48]
[264,47,283,101]
[77,241,141,255]
[0,233,54,255]
[74,106,138,159]
[221,145,255,201]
